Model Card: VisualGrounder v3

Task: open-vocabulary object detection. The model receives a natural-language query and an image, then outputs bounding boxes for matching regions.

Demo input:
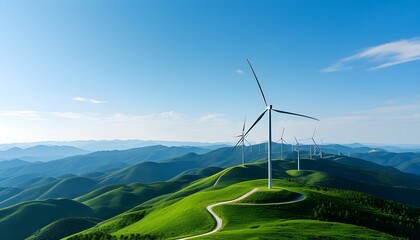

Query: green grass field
[68,170,419,239]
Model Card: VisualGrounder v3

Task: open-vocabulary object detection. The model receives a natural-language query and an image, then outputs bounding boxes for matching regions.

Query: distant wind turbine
[277,127,287,160]
[294,136,301,171]
[233,116,251,166]
[243,59,319,189]
[304,128,321,159]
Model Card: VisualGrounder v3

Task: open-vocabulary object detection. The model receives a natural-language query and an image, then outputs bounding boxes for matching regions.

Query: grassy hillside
[66,157,420,238]
[27,217,101,240]
[0,177,98,208]
[97,161,202,186]
[0,199,94,240]
[0,161,206,209]
[81,182,182,219]
[70,175,419,239]
[77,166,222,220]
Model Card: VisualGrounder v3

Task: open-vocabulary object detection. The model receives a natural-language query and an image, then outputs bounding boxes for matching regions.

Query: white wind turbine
[305,128,321,159]
[243,59,319,189]
[294,136,301,171]
[277,127,287,160]
[233,116,251,166]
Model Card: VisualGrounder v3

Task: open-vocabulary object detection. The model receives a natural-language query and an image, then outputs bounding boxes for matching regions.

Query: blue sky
[1,0,420,144]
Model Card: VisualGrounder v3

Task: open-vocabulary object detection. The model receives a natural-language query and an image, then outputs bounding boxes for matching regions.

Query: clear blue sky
[1,0,420,144]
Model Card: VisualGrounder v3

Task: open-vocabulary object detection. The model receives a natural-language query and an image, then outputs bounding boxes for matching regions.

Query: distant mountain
[0,140,230,152]
[321,144,385,155]
[0,145,210,180]
[0,159,30,170]
[0,145,90,162]
[353,151,420,176]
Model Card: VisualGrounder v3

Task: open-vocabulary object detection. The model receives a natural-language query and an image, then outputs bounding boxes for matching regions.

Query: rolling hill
[353,151,420,175]
[0,145,210,181]
[0,160,206,209]
[70,168,420,239]
[0,198,95,240]
[0,144,419,239]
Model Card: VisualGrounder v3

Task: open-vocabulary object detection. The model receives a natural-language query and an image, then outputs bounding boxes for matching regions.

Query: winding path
[179,188,306,240]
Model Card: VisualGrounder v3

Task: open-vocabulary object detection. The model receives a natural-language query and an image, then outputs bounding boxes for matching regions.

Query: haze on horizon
[1,0,420,145]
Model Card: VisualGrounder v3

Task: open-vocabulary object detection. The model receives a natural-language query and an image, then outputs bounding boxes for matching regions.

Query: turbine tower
[233,116,250,166]
[294,136,301,171]
[243,59,319,189]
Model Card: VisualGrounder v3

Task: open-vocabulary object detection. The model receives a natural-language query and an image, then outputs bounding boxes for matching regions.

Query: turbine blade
[312,139,318,147]
[242,115,247,132]
[312,128,317,138]
[232,137,244,152]
[245,139,252,146]
[281,127,285,138]
[272,109,319,121]
[244,109,267,137]
[246,59,268,107]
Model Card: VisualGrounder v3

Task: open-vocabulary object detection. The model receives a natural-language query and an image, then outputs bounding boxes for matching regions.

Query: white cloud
[235,69,244,75]
[323,38,420,72]
[198,114,227,124]
[73,97,107,104]
[0,111,44,121]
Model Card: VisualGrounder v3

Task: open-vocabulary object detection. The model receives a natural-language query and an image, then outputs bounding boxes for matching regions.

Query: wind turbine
[243,59,319,188]
[305,128,321,159]
[233,116,251,166]
[294,136,301,171]
[277,127,287,160]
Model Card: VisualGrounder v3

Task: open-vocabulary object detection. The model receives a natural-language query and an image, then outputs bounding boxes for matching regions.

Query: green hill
[97,161,202,186]
[0,199,94,240]
[70,175,419,239]
[0,177,98,208]
[81,182,180,219]
[0,161,204,209]
[77,166,222,219]
[27,217,101,240]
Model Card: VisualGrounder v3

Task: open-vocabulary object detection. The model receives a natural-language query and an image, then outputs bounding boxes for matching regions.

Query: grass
[0,199,94,240]
[197,219,399,239]
[27,217,101,240]
[238,188,302,204]
[67,159,420,239]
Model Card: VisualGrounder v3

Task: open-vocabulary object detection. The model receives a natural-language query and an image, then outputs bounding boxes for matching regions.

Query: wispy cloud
[323,38,420,72]
[0,111,44,121]
[73,97,107,104]
[235,69,244,75]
